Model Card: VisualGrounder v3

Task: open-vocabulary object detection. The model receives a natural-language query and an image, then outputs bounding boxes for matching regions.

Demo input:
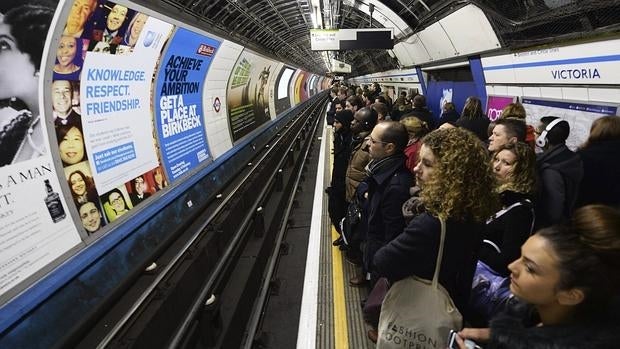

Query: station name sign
[310,29,394,51]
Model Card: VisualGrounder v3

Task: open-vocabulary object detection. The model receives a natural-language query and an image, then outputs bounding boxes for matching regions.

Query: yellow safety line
[331,226,349,349]
[327,128,349,349]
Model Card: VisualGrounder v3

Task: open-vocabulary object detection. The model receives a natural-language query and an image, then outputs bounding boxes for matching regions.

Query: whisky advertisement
[0,0,81,303]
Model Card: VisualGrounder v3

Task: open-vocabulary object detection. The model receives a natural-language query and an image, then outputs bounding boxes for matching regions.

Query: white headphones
[535,118,564,148]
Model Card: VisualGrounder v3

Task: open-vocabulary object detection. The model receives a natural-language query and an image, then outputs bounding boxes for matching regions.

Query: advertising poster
[154,28,220,180]
[522,98,619,150]
[80,9,172,194]
[293,71,306,105]
[227,51,279,142]
[274,66,295,115]
[485,95,516,121]
[55,1,173,233]
[0,2,81,303]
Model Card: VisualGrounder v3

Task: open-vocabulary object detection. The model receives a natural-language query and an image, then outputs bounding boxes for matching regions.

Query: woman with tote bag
[373,128,498,349]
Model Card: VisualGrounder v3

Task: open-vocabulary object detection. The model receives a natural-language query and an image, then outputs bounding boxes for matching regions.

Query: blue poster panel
[154,28,220,180]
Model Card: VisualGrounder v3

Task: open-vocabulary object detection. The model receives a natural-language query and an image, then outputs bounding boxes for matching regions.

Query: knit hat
[334,109,354,127]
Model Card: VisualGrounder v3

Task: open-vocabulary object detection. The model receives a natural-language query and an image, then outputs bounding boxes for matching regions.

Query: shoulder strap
[486,199,532,224]
[432,217,446,288]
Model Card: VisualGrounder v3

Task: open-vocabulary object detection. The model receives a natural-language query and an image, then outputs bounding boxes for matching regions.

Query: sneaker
[349,275,367,287]
[332,237,344,246]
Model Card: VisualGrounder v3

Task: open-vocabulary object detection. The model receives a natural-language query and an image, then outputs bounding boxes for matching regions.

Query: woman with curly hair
[480,142,537,276]
[67,169,98,205]
[374,127,498,315]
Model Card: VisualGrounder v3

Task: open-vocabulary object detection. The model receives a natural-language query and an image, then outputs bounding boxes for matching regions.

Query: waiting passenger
[480,142,536,276]
[326,87,339,125]
[534,117,583,229]
[361,122,412,287]
[500,102,536,148]
[576,116,620,207]
[328,109,353,239]
[456,96,489,142]
[400,116,429,176]
[371,102,389,122]
[345,107,377,203]
[457,205,620,349]
[438,101,459,127]
[488,118,526,154]
[345,95,364,114]
[404,95,434,130]
[373,127,498,316]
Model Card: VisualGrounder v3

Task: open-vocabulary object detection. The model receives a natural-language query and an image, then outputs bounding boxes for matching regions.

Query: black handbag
[340,198,363,246]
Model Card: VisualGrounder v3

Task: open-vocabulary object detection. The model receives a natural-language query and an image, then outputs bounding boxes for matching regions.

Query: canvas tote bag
[376,217,462,349]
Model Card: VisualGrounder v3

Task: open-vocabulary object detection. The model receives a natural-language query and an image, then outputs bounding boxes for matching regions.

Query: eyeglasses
[368,135,389,145]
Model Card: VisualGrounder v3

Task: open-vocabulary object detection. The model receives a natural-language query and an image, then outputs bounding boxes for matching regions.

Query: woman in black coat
[481,142,537,276]
[576,116,620,207]
[457,205,620,349]
[373,127,498,314]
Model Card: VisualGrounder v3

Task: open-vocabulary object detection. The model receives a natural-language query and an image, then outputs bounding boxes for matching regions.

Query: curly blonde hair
[494,142,537,195]
[420,128,498,221]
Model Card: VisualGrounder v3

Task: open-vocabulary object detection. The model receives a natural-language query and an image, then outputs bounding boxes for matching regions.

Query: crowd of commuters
[324,82,620,348]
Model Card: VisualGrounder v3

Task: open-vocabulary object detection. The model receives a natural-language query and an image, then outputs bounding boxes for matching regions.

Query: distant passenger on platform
[326,87,339,125]
[534,117,583,229]
[391,91,411,121]
[328,109,353,240]
[52,80,81,127]
[438,101,459,127]
[362,91,373,108]
[345,95,364,114]
[576,116,620,207]
[359,122,412,287]
[400,116,429,176]
[373,127,497,317]
[500,102,536,149]
[458,205,620,349]
[404,95,435,130]
[371,102,390,122]
[488,118,526,154]
[337,86,348,102]
[456,96,489,142]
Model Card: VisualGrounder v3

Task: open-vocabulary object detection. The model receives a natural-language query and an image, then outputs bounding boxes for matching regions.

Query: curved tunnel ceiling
[158,0,620,77]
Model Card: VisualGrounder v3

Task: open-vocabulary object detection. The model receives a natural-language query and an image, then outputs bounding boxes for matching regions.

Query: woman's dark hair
[67,170,95,194]
[106,188,129,210]
[537,205,620,317]
[461,96,484,120]
[4,4,55,69]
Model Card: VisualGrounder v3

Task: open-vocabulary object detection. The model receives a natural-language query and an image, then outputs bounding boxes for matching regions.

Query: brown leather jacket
[345,131,371,202]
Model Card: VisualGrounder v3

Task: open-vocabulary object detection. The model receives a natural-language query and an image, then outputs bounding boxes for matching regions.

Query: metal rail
[95,98,326,348]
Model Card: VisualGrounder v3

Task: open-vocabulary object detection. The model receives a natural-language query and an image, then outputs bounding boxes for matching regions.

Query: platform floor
[298,123,375,349]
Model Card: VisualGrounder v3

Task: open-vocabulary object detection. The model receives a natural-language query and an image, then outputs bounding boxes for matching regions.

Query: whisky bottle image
[44,179,66,223]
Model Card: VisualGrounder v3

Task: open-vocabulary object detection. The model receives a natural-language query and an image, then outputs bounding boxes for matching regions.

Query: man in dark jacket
[535,117,583,229]
[353,121,412,287]
[328,109,353,237]
[404,95,435,130]
[326,87,339,125]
